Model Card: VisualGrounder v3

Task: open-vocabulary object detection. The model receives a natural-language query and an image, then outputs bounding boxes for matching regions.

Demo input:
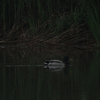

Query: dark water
[0,45,100,100]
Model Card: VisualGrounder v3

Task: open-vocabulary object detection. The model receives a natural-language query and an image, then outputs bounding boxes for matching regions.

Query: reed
[0,0,97,46]
[85,0,100,46]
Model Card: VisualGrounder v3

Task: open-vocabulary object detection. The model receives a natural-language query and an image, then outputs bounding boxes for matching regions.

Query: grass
[0,0,99,47]
[85,0,100,46]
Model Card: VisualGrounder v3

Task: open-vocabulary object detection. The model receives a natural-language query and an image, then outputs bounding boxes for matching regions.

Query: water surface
[0,45,100,100]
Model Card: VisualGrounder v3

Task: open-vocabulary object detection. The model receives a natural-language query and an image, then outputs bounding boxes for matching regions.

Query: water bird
[43,56,70,71]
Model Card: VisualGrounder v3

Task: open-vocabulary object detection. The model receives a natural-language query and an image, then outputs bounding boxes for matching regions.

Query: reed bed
[85,0,100,46]
[0,0,99,47]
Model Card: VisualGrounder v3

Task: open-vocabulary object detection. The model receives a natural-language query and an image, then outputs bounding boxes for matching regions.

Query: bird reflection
[43,56,71,73]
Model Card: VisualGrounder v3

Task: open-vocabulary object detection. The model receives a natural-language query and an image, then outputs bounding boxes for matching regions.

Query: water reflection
[0,46,100,100]
[43,56,70,72]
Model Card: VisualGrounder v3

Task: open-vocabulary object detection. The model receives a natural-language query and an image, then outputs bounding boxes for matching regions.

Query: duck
[43,56,70,70]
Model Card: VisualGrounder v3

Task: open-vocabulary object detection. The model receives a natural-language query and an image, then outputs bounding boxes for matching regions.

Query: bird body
[43,56,70,70]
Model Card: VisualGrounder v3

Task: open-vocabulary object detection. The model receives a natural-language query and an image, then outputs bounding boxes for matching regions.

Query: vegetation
[85,0,100,46]
[0,0,100,47]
